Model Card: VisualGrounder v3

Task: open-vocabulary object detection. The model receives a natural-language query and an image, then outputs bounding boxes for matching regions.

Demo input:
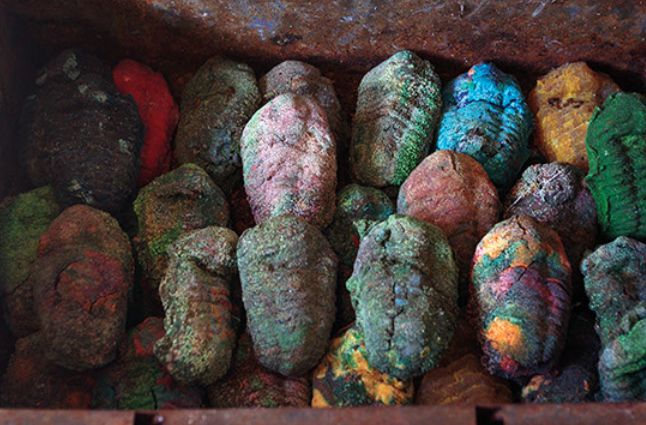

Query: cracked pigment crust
[346,214,459,381]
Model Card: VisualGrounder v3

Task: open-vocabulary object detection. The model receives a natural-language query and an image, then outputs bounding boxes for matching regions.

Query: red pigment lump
[113,59,179,188]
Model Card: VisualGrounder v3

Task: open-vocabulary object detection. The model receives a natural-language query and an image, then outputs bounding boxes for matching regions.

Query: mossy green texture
[93,317,204,410]
[0,186,61,337]
[346,214,459,381]
[174,56,260,194]
[436,62,533,192]
[206,332,311,408]
[238,215,338,376]
[154,226,239,386]
[133,164,229,315]
[324,183,394,266]
[350,50,442,187]
[585,92,646,241]
[472,215,572,380]
[311,326,414,407]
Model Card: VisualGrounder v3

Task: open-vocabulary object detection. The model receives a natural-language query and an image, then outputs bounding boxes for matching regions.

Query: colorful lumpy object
[528,62,620,172]
[238,215,338,376]
[113,59,179,188]
[28,205,133,371]
[346,215,459,381]
[585,92,646,242]
[241,93,337,228]
[133,164,229,316]
[0,186,61,337]
[504,162,597,277]
[582,236,646,402]
[259,60,348,151]
[311,325,414,407]
[472,215,572,380]
[350,50,442,187]
[436,62,533,192]
[0,333,96,409]
[154,226,239,386]
[207,332,311,408]
[174,56,261,193]
[22,49,143,215]
[398,150,501,296]
[93,317,204,410]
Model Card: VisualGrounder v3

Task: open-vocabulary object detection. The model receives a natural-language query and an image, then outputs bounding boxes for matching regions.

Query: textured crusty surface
[23,49,143,215]
[259,60,348,152]
[436,62,533,192]
[133,164,229,316]
[585,92,646,242]
[350,50,442,187]
[154,226,239,386]
[0,333,96,409]
[93,317,204,410]
[207,331,311,408]
[174,56,260,194]
[347,214,459,381]
[472,215,572,380]
[0,185,61,337]
[311,325,414,407]
[398,150,501,296]
[28,204,133,371]
[241,93,337,228]
[529,62,620,172]
[238,214,337,376]
[504,162,597,277]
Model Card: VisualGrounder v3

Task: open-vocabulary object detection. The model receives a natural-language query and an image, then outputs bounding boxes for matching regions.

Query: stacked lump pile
[3,47,646,408]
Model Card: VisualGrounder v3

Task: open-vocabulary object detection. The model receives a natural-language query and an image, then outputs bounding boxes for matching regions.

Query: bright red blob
[113,59,178,187]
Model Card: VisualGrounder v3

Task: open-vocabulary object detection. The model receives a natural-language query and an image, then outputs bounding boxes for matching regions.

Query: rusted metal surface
[150,406,476,425]
[0,410,134,425]
[487,402,646,425]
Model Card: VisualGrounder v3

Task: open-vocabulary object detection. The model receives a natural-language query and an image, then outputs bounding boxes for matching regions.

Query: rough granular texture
[521,307,600,403]
[585,92,646,242]
[154,226,239,386]
[311,326,414,407]
[582,236,646,401]
[0,333,96,408]
[22,49,143,215]
[346,214,459,380]
[133,164,229,316]
[350,50,442,187]
[174,56,260,194]
[238,215,338,376]
[28,204,133,371]
[0,185,61,337]
[207,331,311,408]
[582,236,646,347]
[397,150,501,297]
[504,162,597,281]
[241,93,337,228]
[325,183,394,266]
[416,313,512,405]
[436,62,533,192]
[259,60,348,153]
[113,59,178,188]
[472,215,572,380]
[528,62,620,172]
[93,317,204,410]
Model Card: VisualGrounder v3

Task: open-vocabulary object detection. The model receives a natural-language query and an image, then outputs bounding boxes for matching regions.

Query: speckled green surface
[347,214,459,381]
[585,92,646,241]
[133,164,229,316]
[154,226,239,386]
[0,185,61,337]
[351,50,442,187]
[174,56,260,194]
[238,215,338,376]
